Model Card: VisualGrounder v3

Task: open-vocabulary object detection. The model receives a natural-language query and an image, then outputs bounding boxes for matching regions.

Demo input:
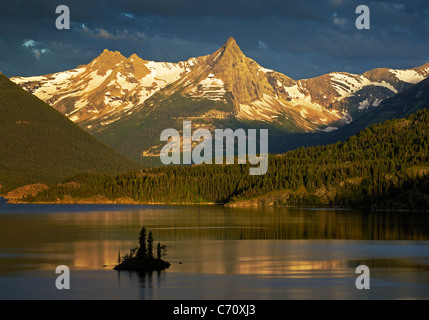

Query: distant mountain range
[11,37,429,162]
[329,75,429,140]
[0,74,140,193]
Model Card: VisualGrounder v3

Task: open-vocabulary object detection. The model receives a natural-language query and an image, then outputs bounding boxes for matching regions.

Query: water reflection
[1,204,429,276]
[1,204,429,299]
[1,206,429,245]
[115,269,166,300]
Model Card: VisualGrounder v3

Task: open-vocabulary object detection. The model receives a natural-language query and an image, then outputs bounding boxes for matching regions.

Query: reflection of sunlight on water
[236,258,349,277]
[72,240,128,269]
[1,205,429,299]
[20,238,429,287]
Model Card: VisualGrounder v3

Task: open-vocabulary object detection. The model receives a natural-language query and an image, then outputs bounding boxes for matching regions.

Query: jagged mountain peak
[225,36,237,46]
[208,37,246,67]
[84,49,150,80]
[221,37,241,53]
[96,49,126,62]
[101,48,123,56]
[89,49,127,76]
[171,37,266,105]
[193,37,294,106]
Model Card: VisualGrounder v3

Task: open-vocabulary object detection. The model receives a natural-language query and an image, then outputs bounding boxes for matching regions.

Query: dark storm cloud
[106,0,326,21]
[0,0,428,79]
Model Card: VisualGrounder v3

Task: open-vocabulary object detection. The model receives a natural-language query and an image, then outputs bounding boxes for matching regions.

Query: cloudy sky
[0,0,428,79]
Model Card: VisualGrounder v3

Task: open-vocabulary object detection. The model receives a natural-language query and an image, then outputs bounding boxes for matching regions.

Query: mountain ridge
[330,75,429,139]
[10,37,429,162]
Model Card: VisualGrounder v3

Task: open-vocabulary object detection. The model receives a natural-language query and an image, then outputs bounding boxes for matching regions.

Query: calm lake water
[1,203,429,300]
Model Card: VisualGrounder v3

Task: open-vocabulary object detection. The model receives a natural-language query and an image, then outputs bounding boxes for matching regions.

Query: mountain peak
[89,49,127,75]
[103,48,120,54]
[199,36,272,105]
[220,37,242,55]
[99,49,123,58]
[208,37,245,67]
[225,36,238,47]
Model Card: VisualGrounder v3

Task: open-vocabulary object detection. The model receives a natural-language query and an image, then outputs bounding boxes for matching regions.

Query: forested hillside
[0,74,141,192]
[23,109,429,210]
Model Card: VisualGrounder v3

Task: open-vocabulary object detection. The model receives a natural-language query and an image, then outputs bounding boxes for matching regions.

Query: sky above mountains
[0,0,428,79]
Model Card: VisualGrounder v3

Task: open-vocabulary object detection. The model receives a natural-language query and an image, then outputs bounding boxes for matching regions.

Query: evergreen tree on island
[114,227,170,272]
[137,227,147,259]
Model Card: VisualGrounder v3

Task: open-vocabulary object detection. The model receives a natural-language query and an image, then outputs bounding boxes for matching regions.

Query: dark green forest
[0,74,141,191]
[23,109,429,210]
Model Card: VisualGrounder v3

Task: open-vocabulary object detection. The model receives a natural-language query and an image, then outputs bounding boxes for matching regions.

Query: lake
[1,203,429,300]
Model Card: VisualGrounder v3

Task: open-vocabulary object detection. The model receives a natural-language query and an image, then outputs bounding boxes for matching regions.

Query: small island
[114,227,171,272]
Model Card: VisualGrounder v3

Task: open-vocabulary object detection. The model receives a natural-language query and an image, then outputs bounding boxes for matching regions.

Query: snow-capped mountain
[11,37,429,161]
[159,37,429,132]
[12,49,204,133]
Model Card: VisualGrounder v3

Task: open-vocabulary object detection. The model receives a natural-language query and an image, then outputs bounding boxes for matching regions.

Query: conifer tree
[137,227,147,259]
[147,231,154,260]
[157,242,161,260]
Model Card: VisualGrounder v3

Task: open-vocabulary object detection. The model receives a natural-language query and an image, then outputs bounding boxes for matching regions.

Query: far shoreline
[2,197,428,212]
[3,197,224,206]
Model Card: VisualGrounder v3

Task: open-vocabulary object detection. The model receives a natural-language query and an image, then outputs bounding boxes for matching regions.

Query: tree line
[25,109,429,210]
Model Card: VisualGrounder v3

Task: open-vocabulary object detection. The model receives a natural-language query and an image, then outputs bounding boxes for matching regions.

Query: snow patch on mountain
[389,69,425,83]
[145,61,187,84]
[372,98,382,107]
[190,74,226,101]
[258,66,274,74]
[321,126,338,132]
[329,72,400,101]
[358,99,370,110]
